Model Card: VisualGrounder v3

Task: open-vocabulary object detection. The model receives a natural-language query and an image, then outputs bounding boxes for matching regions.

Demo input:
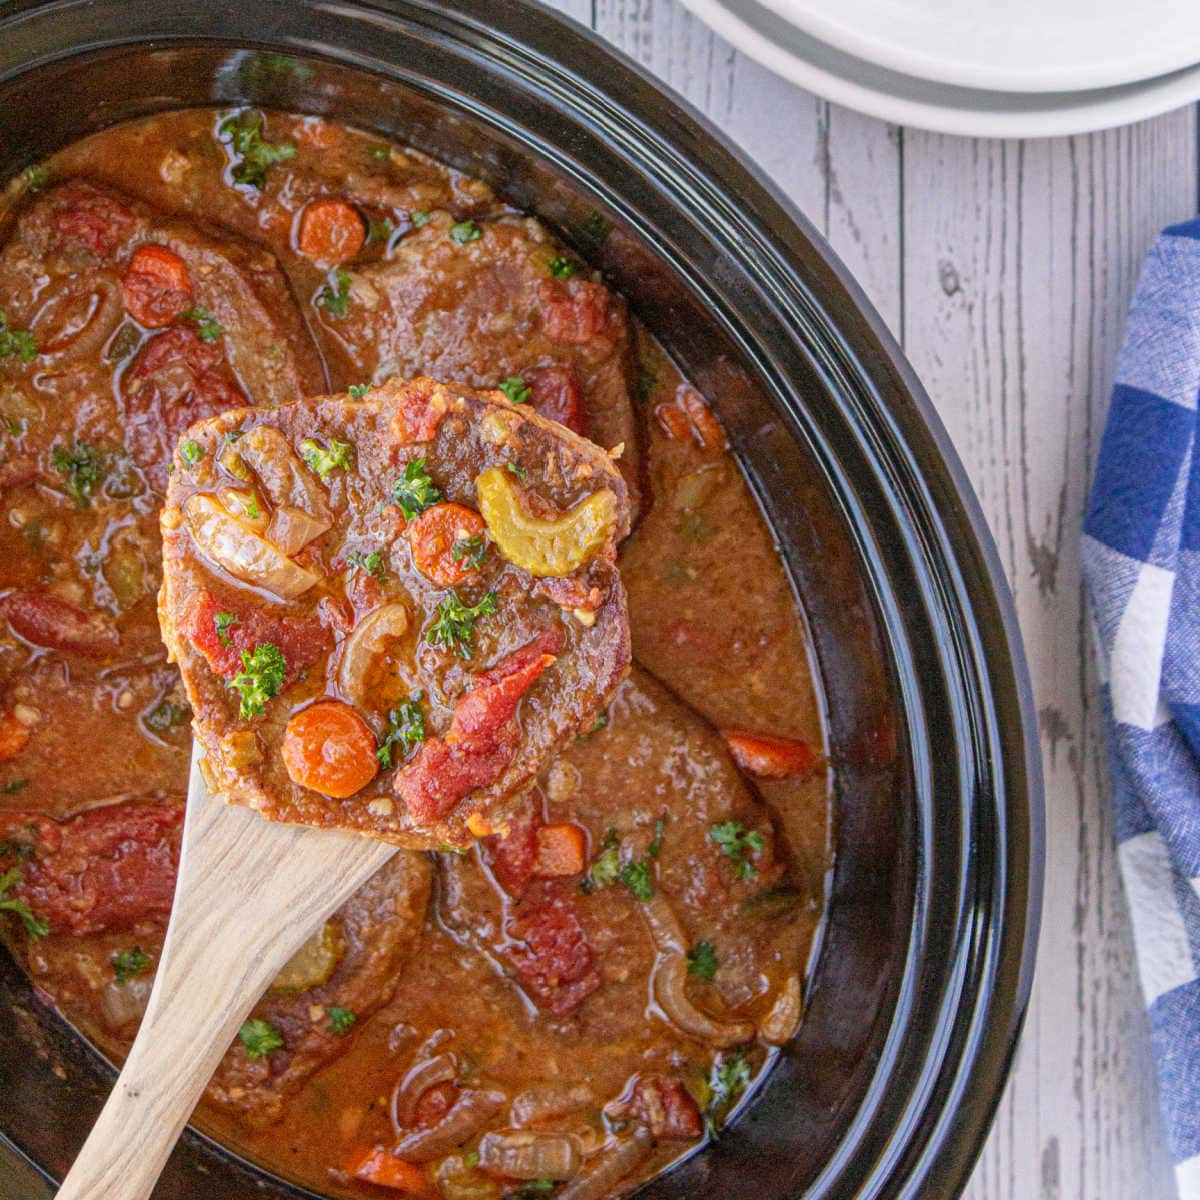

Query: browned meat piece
[159,377,631,850]
[316,214,643,507]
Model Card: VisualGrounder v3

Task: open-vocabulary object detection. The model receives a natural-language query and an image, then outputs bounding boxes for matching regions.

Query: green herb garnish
[451,534,488,571]
[499,376,530,405]
[0,309,37,363]
[449,220,482,244]
[368,146,390,161]
[506,462,527,483]
[376,692,426,768]
[409,210,430,228]
[0,867,47,938]
[51,441,104,507]
[214,612,239,647]
[179,439,204,467]
[228,642,287,719]
[619,857,653,902]
[300,436,354,481]
[316,268,352,318]
[180,306,223,342]
[238,1018,284,1059]
[704,1051,751,1137]
[392,457,441,518]
[367,216,394,244]
[709,821,763,880]
[112,946,149,983]
[347,383,370,399]
[426,591,497,660]
[548,255,576,279]
[580,827,620,894]
[219,110,297,189]
[0,779,29,797]
[347,548,387,579]
[326,1006,356,1035]
[22,164,48,192]
[687,941,718,981]
[145,701,190,734]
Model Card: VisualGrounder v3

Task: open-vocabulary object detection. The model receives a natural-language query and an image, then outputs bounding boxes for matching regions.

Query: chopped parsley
[498,376,530,405]
[347,383,370,399]
[582,709,608,738]
[145,700,190,733]
[347,548,387,579]
[238,1018,284,1059]
[367,216,394,244]
[0,867,47,938]
[0,310,37,363]
[506,462,527,483]
[426,590,497,660]
[228,642,287,719]
[112,946,149,983]
[240,494,261,520]
[709,821,763,880]
[409,209,430,228]
[449,220,482,244]
[687,941,719,981]
[368,145,390,161]
[180,306,222,342]
[214,611,239,647]
[326,1006,356,1035]
[548,255,577,279]
[300,436,354,481]
[179,439,204,467]
[51,441,104,507]
[219,110,297,189]
[316,268,352,318]
[392,457,441,519]
[704,1051,752,1137]
[451,533,488,571]
[580,827,620,894]
[464,1151,481,1169]
[376,692,426,768]
[22,164,48,192]
[225,429,245,443]
[619,857,653,902]
[0,779,29,796]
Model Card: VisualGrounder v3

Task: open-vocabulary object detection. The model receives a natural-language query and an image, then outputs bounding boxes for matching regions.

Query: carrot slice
[406,502,487,588]
[722,730,818,779]
[0,711,30,762]
[678,386,727,450]
[122,244,193,328]
[297,199,366,265]
[282,700,378,798]
[654,402,692,442]
[533,822,587,877]
[345,1147,429,1193]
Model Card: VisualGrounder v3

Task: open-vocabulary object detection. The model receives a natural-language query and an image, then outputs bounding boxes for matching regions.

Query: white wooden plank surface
[548,0,1199,1195]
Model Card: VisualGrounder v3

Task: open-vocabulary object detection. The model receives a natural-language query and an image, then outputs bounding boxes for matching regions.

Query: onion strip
[478,1129,582,1181]
[390,1051,458,1133]
[392,1088,506,1163]
[556,1126,654,1200]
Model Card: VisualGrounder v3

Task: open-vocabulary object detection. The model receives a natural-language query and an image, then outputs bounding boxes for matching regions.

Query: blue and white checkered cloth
[1083,217,1200,1199]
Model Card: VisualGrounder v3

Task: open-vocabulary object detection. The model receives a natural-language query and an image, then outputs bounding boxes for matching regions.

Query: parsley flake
[22,164,48,192]
[228,642,287,719]
[410,210,430,228]
[347,548,387,579]
[499,376,531,405]
[300,436,354,481]
[180,306,223,342]
[316,268,352,318]
[219,110,297,189]
[580,827,620,894]
[687,941,718,981]
[214,612,239,647]
[51,442,104,507]
[506,462,527,483]
[377,692,426,768]
[0,779,29,797]
[619,857,653,902]
[112,946,149,983]
[451,533,488,571]
[426,591,497,659]
[367,216,395,244]
[548,255,577,279]
[0,310,37,363]
[239,1018,284,1059]
[347,382,370,399]
[145,701,190,733]
[368,146,390,161]
[179,439,204,467]
[392,457,441,519]
[709,820,763,880]
[326,1006,356,1035]
[0,867,47,938]
[704,1051,752,1137]
[449,220,482,244]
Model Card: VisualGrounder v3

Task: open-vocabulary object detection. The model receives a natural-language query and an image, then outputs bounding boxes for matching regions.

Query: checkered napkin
[1083,217,1200,1199]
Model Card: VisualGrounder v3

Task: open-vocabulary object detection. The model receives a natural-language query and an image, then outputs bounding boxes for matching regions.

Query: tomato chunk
[123,244,194,328]
[526,365,587,437]
[12,802,182,935]
[506,881,601,1015]
[721,730,818,778]
[616,1076,703,1139]
[388,379,445,445]
[406,502,487,588]
[482,791,542,896]
[345,1147,429,1193]
[297,199,366,265]
[533,824,587,878]
[181,588,330,684]
[539,279,619,350]
[2,590,118,658]
[0,712,30,762]
[282,701,378,799]
[394,631,560,826]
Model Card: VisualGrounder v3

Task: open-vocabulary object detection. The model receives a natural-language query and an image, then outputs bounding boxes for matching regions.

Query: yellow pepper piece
[476,465,617,578]
[271,920,343,992]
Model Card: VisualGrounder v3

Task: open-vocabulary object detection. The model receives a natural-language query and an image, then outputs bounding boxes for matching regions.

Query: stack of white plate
[680,0,1200,136]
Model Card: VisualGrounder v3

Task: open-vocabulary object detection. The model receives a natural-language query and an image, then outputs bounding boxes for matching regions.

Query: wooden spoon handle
[57,749,396,1200]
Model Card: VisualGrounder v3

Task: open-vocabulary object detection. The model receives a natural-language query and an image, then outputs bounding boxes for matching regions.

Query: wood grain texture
[550,0,1196,1195]
[56,749,395,1200]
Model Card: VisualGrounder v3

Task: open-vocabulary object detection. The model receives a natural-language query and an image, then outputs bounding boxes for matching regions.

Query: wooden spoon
[56,743,396,1200]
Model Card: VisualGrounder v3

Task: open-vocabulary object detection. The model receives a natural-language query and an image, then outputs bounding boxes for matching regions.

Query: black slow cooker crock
[0,3,1043,1198]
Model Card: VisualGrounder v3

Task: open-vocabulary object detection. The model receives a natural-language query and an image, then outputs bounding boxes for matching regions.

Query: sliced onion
[478,1129,581,1181]
[759,974,802,1045]
[239,425,333,542]
[101,977,152,1029]
[185,494,319,600]
[653,954,754,1048]
[392,1088,506,1163]
[556,1126,654,1200]
[511,1082,595,1127]
[337,601,410,710]
[640,891,688,958]
[31,273,123,367]
[268,504,331,557]
[390,1051,458,1132]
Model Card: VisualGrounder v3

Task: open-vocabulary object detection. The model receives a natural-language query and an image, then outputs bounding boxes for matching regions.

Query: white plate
[680,0,1200,138]
[758,0,1200,93]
